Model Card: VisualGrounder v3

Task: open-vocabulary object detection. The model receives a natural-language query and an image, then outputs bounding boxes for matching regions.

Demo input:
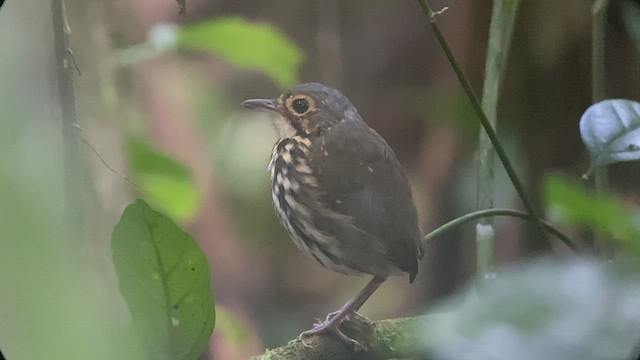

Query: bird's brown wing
[310,120,423,281]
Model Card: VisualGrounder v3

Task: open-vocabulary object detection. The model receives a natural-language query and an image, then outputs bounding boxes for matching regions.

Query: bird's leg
[320,284,372,323]
[300,276,386,347]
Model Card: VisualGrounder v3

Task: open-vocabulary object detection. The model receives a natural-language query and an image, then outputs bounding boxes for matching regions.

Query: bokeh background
[1,0,640,359]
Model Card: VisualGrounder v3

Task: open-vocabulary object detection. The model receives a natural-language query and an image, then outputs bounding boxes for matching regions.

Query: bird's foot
[300,316,363,350]
[319,309,341,323]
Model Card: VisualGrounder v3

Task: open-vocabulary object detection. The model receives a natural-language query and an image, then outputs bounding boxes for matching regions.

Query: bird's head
[242,83,360,139]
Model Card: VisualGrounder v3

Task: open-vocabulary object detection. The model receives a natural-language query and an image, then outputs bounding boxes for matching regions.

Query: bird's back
[269,116,423,281]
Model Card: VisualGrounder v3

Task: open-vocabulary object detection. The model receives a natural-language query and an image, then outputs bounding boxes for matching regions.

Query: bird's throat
[273,115,303,139]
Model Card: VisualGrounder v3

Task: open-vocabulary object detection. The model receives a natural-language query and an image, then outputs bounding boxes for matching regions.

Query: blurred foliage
[620,0,640,52]
[116,17,303,90]
[417,90,478,139]
[178,17,303,88]
[202,98,287,244]
[580,99,640,168]
[193,91,279,241]
[421,258,640,360]
[214,307,250,348]
[5,0,640,358]
[455,127,527,212]
[544,175,640,254]
[213,116,274,201]
[0,2,145,358]
[0,119,143,359]
[176,0,186,16]
[112,199,215,360]
[127,137,200,222]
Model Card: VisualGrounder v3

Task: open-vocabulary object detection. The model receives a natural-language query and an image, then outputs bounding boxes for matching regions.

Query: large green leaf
[112,200,215,360]
[127,137,200,222]
[177,17,303,88]
[544,175,640,254]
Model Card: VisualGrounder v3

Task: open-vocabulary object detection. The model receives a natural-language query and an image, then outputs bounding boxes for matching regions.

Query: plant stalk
[415,0,551,248]
[591,0,612,256]
[476,0,521,277]
[423,208,576,252]
[52,0,83,234]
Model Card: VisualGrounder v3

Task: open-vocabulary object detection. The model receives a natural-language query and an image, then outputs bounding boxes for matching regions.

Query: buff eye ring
[286,95,315,116]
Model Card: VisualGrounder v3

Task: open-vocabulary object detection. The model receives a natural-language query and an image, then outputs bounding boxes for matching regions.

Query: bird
[242,83,423,347]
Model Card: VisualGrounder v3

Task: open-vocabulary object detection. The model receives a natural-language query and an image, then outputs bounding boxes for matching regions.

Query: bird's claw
[333,328,363,350]
[300,318,363,350]
[311,310,341,326]
[324,310,341,322]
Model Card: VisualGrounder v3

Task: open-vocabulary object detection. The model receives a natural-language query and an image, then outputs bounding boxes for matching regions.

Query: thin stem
[478,0,521,212]
[176,0,186,16]
[79,136,139,188]
[591,0,608,194]
[52,0,83,234]
[476,0,522,277]
[423,208,577,252]
[415,0,551,248]
[475,223,495,277]
[591,0,608,103]
[591,0,611,256]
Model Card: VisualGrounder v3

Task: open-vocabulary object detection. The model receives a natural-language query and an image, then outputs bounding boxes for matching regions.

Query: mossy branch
[250,313,425,360]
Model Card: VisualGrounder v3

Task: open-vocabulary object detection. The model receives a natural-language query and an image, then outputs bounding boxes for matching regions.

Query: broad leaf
[112,200,215,360]
[177,17,303,88]
[127,137,200,222]
[544,175,640,254]
[580,99,640,167]
[421,259,640,360]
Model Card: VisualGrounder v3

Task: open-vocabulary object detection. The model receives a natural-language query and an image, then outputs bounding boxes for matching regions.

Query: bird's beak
[241,98,278,112]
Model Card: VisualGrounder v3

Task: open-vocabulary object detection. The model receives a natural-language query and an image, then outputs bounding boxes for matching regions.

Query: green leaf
[177,17,303,88]
[543,175,640,254]
[420,258,640,360]
[112,200,215,360]
[127,137,200,222]
[579,99,640,168]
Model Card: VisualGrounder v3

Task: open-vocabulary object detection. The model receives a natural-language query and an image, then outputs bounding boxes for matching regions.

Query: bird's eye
[291,98,309,114]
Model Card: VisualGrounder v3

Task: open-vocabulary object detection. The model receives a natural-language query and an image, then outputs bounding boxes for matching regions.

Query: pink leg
[300,276,386,347]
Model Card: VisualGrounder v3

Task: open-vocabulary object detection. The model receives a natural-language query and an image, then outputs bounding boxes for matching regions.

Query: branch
[414,0,552,249]
[591,0,608,103]
[250,313,424,360]
[422,208,578,252]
